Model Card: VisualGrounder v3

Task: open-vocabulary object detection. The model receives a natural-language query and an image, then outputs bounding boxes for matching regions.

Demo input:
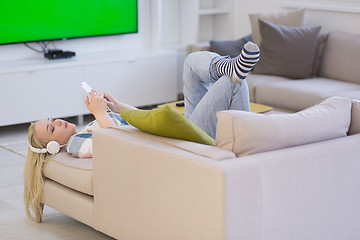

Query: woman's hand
[84,90,108,117]
[104,92,137,112]
[104,92,121,113]
[84,90,116,128]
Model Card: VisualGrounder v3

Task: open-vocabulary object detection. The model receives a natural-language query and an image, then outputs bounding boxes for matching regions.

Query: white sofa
[40,96,360,240]
[188,30,360,113]
[39,24,360,240]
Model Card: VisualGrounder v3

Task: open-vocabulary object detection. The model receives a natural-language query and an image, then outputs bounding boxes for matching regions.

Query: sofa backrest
[112,125,236,161]
[349,100,360,135]
[319,31,360,84]
[216,96,353,157]
[115,99,359,159]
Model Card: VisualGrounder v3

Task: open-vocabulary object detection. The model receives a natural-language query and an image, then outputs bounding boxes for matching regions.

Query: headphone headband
[28,141,63,155]
[29,144,48,153]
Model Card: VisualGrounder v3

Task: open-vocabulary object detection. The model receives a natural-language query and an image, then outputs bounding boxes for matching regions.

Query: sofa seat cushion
[246,73,289,102]
[43,152,93,196]
[255,77,360,111]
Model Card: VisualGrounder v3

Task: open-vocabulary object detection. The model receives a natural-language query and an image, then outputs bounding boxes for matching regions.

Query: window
[282,0,360,13]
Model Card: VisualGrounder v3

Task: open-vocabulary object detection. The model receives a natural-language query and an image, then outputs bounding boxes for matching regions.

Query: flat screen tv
[0,0,138,45]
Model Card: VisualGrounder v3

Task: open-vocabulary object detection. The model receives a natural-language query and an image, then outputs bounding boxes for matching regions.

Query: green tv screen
[0,0,138,45]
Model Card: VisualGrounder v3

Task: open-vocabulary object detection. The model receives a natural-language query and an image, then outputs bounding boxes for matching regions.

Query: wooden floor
[0,122,114,240]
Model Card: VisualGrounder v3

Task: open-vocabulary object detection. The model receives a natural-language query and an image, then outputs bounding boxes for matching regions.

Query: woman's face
[34,118,77,145]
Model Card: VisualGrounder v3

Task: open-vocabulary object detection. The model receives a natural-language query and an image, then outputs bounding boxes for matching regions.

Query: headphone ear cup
[46,141,60,154]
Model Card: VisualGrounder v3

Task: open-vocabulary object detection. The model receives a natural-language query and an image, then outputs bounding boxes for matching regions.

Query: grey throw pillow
[249,8,306,46]
[312,33,329,76]
[210,34,252,58]
[253,19,321,79]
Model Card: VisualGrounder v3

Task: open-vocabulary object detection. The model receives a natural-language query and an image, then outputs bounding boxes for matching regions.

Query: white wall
[3,0,359,62]
[233,0,360,38]
[0,0,151,62]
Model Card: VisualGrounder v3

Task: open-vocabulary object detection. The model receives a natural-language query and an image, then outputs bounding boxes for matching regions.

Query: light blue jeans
[183,51,250,139]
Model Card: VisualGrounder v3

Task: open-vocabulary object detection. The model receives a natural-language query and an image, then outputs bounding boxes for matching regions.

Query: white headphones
[29,141,64,155]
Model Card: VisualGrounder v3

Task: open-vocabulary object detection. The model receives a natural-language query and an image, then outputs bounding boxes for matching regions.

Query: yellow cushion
[120,106,216,146]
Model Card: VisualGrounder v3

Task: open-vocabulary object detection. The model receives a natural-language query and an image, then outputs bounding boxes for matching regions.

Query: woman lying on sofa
[24,41,260,222]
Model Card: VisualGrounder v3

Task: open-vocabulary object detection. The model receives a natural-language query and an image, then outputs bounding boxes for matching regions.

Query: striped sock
[216,41,260,83]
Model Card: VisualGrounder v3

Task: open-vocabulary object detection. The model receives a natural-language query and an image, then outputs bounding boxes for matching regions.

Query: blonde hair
[24,123,51,223]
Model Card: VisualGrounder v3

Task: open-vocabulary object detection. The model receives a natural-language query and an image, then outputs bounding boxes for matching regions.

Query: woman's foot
[216,41,260,83]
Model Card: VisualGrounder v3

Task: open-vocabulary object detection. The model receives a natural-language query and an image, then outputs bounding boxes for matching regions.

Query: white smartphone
[80,81,93,95]
[80,81,118,126]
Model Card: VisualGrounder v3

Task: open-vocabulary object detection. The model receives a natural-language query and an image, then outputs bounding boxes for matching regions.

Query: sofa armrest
[220,134,360,240]
[186,42,210,55]
[93,127,360,240]
[92,127,226,240]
